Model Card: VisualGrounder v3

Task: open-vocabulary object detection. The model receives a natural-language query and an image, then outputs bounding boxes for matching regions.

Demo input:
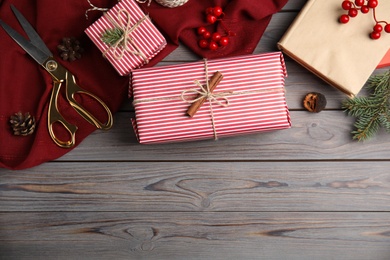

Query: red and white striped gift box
[131,52,291,144]
[85,0,166,76]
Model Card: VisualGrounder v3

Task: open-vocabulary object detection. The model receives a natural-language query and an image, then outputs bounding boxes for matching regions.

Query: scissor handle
[48,81,78,148]
[65,71,113,131]
[43,58,113,148]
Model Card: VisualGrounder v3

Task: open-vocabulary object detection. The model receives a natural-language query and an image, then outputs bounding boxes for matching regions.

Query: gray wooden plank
[1,161,390,212]
[1,212,389,260]
[56,110,390,161]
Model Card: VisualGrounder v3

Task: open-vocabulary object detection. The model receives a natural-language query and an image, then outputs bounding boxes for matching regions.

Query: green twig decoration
[101,28,124,46]
[342,69,390,141]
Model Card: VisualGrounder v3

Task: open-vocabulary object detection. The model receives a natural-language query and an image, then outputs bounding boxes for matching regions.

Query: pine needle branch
[342,69,390,141]
[101,28,124,46]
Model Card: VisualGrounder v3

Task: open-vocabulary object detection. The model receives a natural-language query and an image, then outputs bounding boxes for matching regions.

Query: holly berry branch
[196,6,235,51]
[342,69,390,141]
[339,0,390,39]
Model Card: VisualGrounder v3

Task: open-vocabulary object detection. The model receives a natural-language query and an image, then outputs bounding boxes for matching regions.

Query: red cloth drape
[141,0,289,60]
[0,0,288,170]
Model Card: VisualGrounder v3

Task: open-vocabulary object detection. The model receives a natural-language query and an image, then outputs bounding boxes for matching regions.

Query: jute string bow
[102,9,149,61]
[181,60,229,140]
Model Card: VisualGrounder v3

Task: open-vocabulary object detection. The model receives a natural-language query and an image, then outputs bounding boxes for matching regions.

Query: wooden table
[1,1,390,259]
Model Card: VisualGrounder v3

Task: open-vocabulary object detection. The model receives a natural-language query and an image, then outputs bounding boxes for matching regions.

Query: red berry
[342,1,352,10]
[206,14,217,24]
[348,8,358,17]
[197,27,207,35]
[211,32,221,42]
[219,37,229,46]
[339,14,350,23]
[355,0,364,6]
[368,0,378,8]
[385,24,390,33]
[209,41,219,51]
[373,23,383,33]
[360,5,369,13]
[202,31,211,39]
[206,7,214,15]
[370,31,381,39]
[199,39,209,48]
[213,6,223,17]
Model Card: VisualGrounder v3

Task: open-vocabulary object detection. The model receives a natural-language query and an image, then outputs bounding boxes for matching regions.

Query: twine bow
[181,59,230,140]
[181,80,230,108]
[103,9,149,61]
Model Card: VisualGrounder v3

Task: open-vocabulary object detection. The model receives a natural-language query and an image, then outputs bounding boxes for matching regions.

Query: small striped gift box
[131,52,291,144]
[85,0,166,76]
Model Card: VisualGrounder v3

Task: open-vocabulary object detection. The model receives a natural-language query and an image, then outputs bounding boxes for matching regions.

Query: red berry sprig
[339,0,390,39]
[196,6,235,51]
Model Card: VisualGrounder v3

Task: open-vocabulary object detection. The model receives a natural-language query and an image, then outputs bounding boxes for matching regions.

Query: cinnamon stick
[186,71,224,117]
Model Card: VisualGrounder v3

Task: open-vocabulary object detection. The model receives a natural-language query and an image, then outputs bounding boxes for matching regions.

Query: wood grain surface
[1,0,390,259]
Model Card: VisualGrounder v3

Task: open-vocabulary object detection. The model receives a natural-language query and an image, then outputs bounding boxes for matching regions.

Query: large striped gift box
[85,0,166,76]
[131,52,291,144]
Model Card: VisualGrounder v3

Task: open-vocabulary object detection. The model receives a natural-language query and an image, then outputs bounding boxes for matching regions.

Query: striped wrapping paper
[85,0,166,76]
[131,52,291,144]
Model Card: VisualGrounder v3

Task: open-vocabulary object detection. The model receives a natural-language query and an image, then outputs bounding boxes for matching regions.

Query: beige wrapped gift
[278,0,390,96]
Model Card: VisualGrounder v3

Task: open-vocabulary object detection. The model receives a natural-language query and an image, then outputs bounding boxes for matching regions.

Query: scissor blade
[0,19,49,65]
[10,5,52,57]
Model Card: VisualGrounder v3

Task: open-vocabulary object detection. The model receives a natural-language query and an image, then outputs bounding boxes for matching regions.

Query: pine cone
[10,112,36,136]
[57,37,84,62]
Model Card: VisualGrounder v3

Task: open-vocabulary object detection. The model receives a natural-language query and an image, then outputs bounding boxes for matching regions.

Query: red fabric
[0,0,287,170]
[0,0,127,170]
[142,0,289,60]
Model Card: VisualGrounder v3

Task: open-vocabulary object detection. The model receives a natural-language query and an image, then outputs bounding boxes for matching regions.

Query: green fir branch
[379,112,390,132]
[101,27,124,46]
[367,70,390,94]
[351,114,380,141]
[342,97,379,117]
[342,69,390,141]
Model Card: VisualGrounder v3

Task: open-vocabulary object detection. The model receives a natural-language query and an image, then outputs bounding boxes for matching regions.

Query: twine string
[85,0,152,19]
[180,59,230,140]
[103,9,149,62]
[181,81,230,108]
[135,0,152,6]
[85,0,111,19]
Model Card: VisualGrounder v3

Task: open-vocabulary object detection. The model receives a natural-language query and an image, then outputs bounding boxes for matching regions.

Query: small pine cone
[10,112,36,136]
[57,37,84,62]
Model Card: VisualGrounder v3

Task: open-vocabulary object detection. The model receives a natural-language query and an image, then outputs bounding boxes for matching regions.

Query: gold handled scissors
[0,5,113,148]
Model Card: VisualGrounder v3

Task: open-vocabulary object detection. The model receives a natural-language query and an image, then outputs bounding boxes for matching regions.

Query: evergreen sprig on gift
[342,69,390,141]
[101,28,124,46]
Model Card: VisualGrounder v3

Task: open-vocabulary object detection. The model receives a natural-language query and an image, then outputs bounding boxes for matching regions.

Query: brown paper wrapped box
[278,0,390,96]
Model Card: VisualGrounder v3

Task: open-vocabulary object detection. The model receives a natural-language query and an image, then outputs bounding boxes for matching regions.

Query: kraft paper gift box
[278,0,390,96]
[130,52,291,144]
[85,0,166,76]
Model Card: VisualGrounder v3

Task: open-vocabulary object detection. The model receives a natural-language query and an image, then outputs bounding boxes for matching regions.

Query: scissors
[0,5,113,148]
